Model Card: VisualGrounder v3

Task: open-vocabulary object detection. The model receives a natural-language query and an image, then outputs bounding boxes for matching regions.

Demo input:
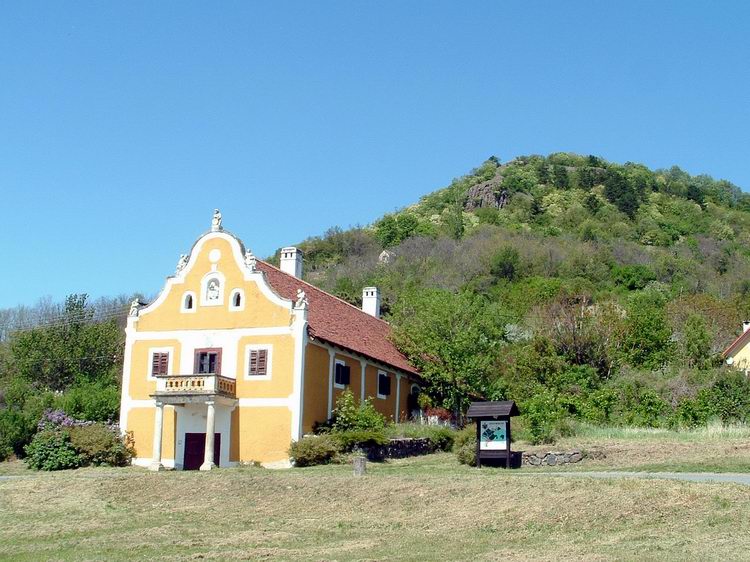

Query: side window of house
[377,371,391,398]
[334,361,350,387]
[151,352,169,377]
[247,348,269,377]
[194,349,222,375]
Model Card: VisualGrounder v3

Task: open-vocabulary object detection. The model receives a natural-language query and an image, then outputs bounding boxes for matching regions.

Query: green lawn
[2,453,750,561]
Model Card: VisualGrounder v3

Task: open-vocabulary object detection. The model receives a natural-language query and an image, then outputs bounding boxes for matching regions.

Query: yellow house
[723,321,750,373]
[120,210,421,470]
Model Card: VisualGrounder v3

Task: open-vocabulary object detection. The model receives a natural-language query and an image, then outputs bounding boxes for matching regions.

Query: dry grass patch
[1,455,750,560]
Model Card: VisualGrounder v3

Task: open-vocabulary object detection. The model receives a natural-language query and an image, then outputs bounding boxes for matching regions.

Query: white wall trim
[131,326,293,341]
[326,348,335,418]
[243,344,273,380]
[119,325,137,431]
[359,359,367,402]
[238,397,292,407]
[395,373,402,421]
[290,307,308,441]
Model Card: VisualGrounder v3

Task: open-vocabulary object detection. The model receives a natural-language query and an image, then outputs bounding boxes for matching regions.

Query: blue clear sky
[2,1,749,308]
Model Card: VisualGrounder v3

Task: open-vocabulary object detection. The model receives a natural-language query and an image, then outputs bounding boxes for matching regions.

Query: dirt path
[515,471,750,486]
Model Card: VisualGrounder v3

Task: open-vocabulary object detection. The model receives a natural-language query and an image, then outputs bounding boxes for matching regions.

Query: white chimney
[743,321,750,333]
[280,247,303,278]
[362,287,381,318]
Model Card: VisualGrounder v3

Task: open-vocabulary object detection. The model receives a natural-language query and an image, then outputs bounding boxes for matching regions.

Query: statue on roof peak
[211,208,223,232]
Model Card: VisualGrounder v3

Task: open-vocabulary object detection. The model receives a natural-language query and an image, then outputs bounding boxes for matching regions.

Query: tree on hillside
[390,288,506,413]
[604,169,640,218]
[552,165,570,189]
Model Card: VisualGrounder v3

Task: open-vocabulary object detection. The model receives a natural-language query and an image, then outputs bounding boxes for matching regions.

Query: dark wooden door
[183,432,221,470]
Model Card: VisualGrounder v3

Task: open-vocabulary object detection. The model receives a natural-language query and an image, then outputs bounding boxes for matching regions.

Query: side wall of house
[301,341,417,434]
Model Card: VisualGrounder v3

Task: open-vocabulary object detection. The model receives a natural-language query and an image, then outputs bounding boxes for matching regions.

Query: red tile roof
[256,261,419,375]
[723,329,750,358]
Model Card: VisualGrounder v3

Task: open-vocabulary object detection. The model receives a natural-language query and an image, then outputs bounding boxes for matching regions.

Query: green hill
[289,153,750,441]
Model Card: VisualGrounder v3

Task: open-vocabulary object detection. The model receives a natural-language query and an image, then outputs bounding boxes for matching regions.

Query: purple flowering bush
[25,410,134,470]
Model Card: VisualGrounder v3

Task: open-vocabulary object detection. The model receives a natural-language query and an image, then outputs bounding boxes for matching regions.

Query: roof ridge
[257,260,392,327]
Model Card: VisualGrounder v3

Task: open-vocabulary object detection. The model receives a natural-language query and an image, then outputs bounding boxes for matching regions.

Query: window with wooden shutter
[334,362,350,386]
[248,349,269,376]
[194,348,222,375]
[378,372,391,397]
[151,352,169,377]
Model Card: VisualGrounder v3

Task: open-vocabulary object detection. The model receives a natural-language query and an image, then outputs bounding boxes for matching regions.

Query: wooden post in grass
[353,455,367,476]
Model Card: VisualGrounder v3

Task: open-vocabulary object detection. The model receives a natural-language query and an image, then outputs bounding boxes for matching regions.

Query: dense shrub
[24,429,83,471]
[57,379,120,422]
[709,371,750,424]
[332,429,388,452]
[68,424,135,466]
[521,391,572,444]
[331,391,387,432]
[288,435,340,467]
[454,426,476,466]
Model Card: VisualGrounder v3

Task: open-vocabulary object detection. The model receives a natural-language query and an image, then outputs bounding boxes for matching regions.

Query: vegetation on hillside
[290,153,750,441]
[2,152,750,459]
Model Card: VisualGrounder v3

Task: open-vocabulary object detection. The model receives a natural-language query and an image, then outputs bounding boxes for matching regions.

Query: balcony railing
[154,373,236,398]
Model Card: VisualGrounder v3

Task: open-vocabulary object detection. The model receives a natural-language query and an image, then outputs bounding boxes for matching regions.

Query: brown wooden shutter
[249,349,268,376]
[152,352,169,376]
[257,350,268,375]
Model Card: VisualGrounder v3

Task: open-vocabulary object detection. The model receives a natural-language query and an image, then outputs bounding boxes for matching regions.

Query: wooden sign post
[466,401,520,469]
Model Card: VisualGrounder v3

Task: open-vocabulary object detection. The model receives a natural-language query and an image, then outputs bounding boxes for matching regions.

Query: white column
[200,401,216,471]
[395,374,402,422]
[149,400,165,471]
[359,359,367,403]
[326,349,335,419]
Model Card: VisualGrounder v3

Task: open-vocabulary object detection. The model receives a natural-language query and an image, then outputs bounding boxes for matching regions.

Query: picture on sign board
[480,420,507,450]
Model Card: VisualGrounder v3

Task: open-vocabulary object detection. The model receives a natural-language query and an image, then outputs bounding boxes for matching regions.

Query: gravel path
[515,471,750,486]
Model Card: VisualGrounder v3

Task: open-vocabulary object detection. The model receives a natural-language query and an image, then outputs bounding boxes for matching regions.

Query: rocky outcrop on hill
[464,171,508,211]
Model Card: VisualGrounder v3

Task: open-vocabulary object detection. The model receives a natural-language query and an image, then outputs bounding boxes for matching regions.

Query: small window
[377,371,391,398]
[181,291,196,313]
[334,361,351,387]
[194,349,222,375]
[248,349,268,376]
[151,352,169,377]
[229,289,244,311]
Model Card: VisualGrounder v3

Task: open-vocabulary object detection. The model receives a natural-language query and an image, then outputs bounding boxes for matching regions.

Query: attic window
[229,289,244,311]
[181,291,196,313]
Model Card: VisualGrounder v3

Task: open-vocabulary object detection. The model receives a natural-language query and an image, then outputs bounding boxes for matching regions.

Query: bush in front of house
[68,423,135,466]
[331,390,387,432]
[24,429,83,471]
[332,429,389,452]
[454,426,476,466]
[288,435,341,467]
[23,410,134,470]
